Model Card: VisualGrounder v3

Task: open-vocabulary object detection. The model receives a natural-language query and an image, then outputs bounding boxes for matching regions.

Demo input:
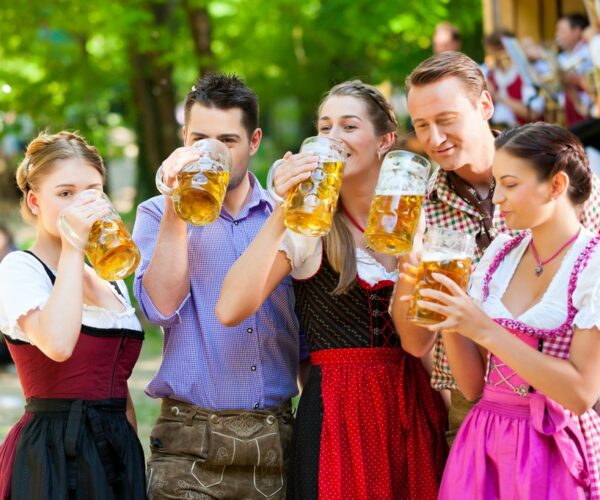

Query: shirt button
[233,221,239,225]
[251,365,257,371]
[254,403,259,409]
[247,327,253,333]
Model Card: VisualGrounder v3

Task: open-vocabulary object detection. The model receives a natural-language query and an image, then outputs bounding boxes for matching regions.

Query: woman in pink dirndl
[413,123,600,499]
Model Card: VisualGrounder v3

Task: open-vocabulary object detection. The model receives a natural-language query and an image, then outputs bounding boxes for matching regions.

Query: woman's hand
[417,272,493,342]
[395,260,419,305]
[272,151,319,199]
[159,146,202,191]
[59,190,112,250]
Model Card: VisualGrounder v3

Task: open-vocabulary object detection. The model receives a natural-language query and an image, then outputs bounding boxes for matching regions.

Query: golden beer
[364,194,424,255]
[407,256,472,326]
[284,160,344,237]
[173,170,230,226]
[365,150,430,255]
[86,218,141,281]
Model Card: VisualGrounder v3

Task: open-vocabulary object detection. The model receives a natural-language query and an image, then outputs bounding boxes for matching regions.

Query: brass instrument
[584,0,600,113]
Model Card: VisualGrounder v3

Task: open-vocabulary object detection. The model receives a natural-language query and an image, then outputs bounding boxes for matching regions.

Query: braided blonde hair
[318,80,398,295]
[16,131,105,224]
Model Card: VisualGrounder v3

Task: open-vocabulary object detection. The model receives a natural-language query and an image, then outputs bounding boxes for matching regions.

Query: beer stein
[364,151,430,255]
[155,139,232,225]
[407,227,475,326]
[58,190,141,281]
[267,136,348,237]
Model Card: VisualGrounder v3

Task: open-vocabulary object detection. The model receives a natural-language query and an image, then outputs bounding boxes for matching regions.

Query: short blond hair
[16,131,105,224]
[405,51,488,103]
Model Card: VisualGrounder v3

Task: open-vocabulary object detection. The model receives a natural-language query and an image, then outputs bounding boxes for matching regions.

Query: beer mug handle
[155,163,174,196]
[266,159,286,205]
[58,214,88,251]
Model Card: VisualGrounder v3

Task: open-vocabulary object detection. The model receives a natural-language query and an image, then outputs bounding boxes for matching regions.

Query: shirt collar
[427,166,479,217]
[222,171,271,221]
[427,130,499,215]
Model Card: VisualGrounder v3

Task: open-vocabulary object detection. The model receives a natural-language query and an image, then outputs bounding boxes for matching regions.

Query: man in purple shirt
[132,74,302,499]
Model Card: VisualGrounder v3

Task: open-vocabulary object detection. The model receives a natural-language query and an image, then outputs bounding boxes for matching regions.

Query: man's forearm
[142,201,190,316]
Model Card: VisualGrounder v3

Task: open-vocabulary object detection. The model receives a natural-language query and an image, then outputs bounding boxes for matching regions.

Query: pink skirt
[439,386,590,500]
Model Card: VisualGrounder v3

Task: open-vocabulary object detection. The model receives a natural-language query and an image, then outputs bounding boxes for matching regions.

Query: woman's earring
[377,151,382,161]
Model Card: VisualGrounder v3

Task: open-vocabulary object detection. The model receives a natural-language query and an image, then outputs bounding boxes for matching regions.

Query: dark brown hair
[405,51,488,102]
[184,73,259,138]
[495,122,592,205]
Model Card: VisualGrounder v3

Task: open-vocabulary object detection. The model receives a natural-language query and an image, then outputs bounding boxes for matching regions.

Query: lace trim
[482,234,600,338]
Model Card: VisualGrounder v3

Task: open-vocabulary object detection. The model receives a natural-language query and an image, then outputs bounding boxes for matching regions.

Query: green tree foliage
[0,0,482,196]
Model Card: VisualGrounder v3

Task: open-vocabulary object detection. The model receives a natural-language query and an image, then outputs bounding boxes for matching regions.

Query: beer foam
[421,251,470,262]
[375,165,428,196]
[375,189,424,196]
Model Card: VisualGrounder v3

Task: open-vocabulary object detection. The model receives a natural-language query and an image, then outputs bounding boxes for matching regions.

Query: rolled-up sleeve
[132,197,191,327]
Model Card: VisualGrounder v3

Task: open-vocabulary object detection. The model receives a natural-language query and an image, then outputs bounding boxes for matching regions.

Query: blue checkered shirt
[132,173,304,410]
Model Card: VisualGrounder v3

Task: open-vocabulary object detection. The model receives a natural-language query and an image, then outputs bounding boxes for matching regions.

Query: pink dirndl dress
[439,232,600,499]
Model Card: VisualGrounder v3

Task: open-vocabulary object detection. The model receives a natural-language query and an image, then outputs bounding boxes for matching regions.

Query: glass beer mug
[58,191,141,281]
[155,138,232,225]
[407,227,475,326]
[267,136,348,237]
[365,151,430,255]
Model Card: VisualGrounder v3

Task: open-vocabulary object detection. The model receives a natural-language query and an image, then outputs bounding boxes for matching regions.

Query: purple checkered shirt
[425,166,600,391]
[132,173,304,410]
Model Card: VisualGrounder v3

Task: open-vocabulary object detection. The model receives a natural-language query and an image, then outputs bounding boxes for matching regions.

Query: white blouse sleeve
[468,233,513,305]
[279,230,322,280]
[572,244,600,330]
[0,251,53,343]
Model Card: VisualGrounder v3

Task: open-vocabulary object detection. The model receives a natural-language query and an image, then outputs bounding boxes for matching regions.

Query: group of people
[0,49,600,500]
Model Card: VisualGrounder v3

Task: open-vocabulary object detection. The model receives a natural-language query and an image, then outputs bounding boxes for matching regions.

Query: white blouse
[0,251,142,345]
[469,228,600,331]
[280,229,398,285]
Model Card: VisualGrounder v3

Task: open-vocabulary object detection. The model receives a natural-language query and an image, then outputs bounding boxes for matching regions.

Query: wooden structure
[483,0,589,39]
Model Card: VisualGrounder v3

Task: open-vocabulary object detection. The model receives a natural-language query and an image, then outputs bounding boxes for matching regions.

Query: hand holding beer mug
[155,138,232,225]
[58,190,141,281]
[267,136,348,237]
[407,228,475,327]
[365,151,430,255]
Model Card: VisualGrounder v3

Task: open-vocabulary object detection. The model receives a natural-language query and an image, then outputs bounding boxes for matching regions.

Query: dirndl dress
[439,233,600,499]
[0,251,146,499]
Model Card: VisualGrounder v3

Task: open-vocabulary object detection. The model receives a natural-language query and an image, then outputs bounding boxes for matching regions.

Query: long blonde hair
[16,131,105,224]
[318,81,398,295]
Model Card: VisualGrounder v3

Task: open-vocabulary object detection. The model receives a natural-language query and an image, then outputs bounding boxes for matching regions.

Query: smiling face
[491,148,556,230]
[27,158,104,240]
[407,76,494,173]
[317,95,391,179]
[183,103,261,191]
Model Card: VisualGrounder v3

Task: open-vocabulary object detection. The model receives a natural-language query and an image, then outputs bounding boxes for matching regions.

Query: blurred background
[1,0,597,455]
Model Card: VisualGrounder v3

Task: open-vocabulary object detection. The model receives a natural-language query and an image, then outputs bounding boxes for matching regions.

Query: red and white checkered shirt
[424,166,600,391]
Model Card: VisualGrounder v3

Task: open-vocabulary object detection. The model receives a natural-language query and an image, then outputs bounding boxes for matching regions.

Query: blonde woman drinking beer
[217,81,447,499]
[0,132,146,499]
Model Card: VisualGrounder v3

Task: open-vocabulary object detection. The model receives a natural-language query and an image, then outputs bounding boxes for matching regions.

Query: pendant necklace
[529,230,580,277]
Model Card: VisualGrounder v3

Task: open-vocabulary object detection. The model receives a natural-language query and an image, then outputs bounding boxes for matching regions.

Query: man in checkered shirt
[392,51,600,445]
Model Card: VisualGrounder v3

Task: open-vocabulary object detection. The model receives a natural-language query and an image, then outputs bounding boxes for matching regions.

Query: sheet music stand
[501,36,562,124]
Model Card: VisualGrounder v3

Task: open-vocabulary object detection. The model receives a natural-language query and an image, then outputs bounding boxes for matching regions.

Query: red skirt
[0,413,32,499]
[311,347,447,499]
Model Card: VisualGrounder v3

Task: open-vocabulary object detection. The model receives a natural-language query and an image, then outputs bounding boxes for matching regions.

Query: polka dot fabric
[313,348,447,499]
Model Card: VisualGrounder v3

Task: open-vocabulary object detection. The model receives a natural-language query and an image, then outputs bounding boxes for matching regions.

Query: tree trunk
[183,0,214,76]
[129,3,181,204]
